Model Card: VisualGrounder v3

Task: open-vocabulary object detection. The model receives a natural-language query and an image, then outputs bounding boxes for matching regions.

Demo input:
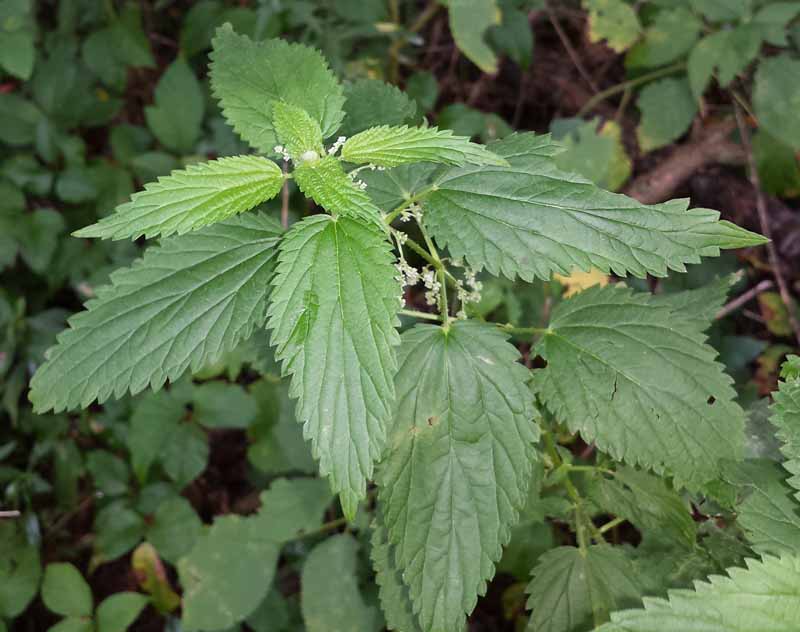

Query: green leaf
[0,93,42,146]
[595,555,800,632]
[74,156,283,241]
[30,212,282,413]
[161,422,208,488]
[94,500,147,561]
[489,6,534,69]
[340,79,417,137]
[584,0,641,52]
[128,390,186,483]
[687,26,762,101]
[525,545,643,632]
[192,382,257,429]
[423,133,766,282]
[532,284,745,488]
[378,321,538,632]
[754,54,800,152]
[753,2,800,46]
[254,477,333,542]
[723,459,800,556]
[447,0,501,73]
[293,155,384,225]
[267,215,400,518]
[145,57,204,154]
[552,118,631,191]
[636,78,697,152]
[649,273,737,330]
[773,360,800,501]
[210,26,345,153]
[95,592,149,632]
[592,467,697,548]
[42,563,93,618]
[626,7,701,68]
[405,72,438,114]
[0,523,41,619]
[48,619,93,632]
[86,450,130,497]
[341,125,508,168]
[371,516,423,632]
[272,101,324,159]
[301,535,380,632]
[753,130,800,197]
[177,514,281,632]
[147,497,202,563]
[0,0,35,80]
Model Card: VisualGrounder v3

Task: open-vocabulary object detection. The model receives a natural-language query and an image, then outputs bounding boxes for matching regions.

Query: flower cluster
[399,203,423,223]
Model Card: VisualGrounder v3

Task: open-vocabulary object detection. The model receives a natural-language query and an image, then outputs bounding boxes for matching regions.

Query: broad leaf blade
[525,545,642,632]
[272,100,324,159]
[596,555,800,632]
[531,284,745,488]
[74,156,283,240]
[423,133,766,282]
[267,215,400,518]
[30,213,283,413]
[210,26,345,153]
[378,321,539,632]
[341,125,507,168]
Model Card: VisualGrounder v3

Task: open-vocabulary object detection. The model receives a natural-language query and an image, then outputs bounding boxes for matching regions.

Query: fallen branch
[625,119,746,204]
[716,279,774,320]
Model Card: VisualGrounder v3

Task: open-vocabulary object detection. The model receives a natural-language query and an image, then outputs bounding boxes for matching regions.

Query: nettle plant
[28,24,800,632]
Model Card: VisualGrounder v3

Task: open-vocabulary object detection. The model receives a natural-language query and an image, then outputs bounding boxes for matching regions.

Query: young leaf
[42,563,93,618]
[595,555,800,632]
[271,101,324,159]
[341,125,508,168]
[636,78,697,152]
[525,545,642,632]
[531,284,745,489]
[293,155,384,225]
[447,0,500,73]
[584,0,641,52]
[301,535,380,632]
[267,215,400,518]
[29,213,283,413]
[210,26,345,153]
[378,321,539,632]
[177,514,281,632]
[423,133,766,282]
[95,592,149,632]
[592,467,697,549]
[74,156,284,240]
[145,57,204,154]
[723,459,800,556]
[773,357,800,500]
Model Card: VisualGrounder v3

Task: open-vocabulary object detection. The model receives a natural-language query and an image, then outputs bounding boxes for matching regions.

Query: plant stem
[597,516,626,535]
[384,188,433,225]
[400,308,441,321]
[498,324,549,336]
[577,62,686,118]
[0,510,20,519]
[387,1,440,84]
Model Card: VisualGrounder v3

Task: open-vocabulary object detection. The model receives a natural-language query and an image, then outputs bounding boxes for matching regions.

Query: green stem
[384,188,433,225]
[400,308,441,321]
[598,516,626,535]
[577,61,686,118]
[498,324,550,336]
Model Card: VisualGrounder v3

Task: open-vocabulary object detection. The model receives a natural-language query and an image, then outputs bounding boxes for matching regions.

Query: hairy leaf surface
[293,155,384,225]
[267,215,400,518]
[341,125,507,168]
[210,25,345,153]
[74,156,283,240]
[532,284,745,488]
[595,555,800,631]
[30,213,282,413]
[378,321,538,632]
[773,362,800,501]
[525,545,642,632]
[423,133,766,282]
